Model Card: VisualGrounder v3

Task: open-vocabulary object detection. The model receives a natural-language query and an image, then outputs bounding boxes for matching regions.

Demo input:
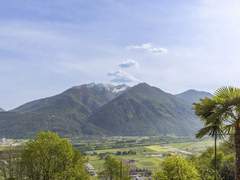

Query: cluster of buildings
[85,160,152,180]
[85,163,97,176]
[0,138,21,147]
[130,168,152,180]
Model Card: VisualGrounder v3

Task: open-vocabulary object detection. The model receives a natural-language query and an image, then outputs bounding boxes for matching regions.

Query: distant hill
[176,89,212,106]
[0,83,209,138]
[0,108,4,112]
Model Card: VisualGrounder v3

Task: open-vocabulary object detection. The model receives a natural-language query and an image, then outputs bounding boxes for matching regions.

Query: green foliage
[154,155,200,180]
[194,97,224,139]
[191,141,235,180]
[0,146,22,180]
[100,156,130,180]
[194,86,240,179]
[191,148,218,180]
[153,171,168,180]
[194,97,225,179]
[20,131,89,180]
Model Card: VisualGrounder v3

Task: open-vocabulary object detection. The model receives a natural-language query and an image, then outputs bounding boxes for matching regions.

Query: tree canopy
[20,131,89,180]
[100,156,130,180]
[154,155,200,180]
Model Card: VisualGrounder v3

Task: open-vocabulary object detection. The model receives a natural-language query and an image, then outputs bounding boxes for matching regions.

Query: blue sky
[1,0,240,109]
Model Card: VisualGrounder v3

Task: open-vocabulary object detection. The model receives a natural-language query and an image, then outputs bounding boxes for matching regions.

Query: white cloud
[118,59,139,68]
[127,43,168,55]
[107,70,140,84]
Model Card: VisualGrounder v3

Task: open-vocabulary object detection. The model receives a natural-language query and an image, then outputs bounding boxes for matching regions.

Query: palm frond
[214,86,240,101]
[194,86,240,140]
[196,126,214,138]
[222,124,233,135]
[193,97,218,120]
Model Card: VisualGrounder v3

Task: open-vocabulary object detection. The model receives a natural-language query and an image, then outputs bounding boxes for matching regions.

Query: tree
[194,97,225,180]
[213,87,240,180]
[0,145,22,180]
[154,155,200,180]
[194,86,240,180]
[20,131,89,180]
[100,156,130,180]
[190,144,235,180]
[153,171,168,180]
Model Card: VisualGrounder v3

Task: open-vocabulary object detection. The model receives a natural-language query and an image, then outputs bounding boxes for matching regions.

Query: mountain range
[0,83,211,138]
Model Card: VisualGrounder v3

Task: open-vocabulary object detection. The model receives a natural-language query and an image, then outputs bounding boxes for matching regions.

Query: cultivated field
[74,136,214,172]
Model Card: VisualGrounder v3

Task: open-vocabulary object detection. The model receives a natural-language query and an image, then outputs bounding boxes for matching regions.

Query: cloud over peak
[127,43,168,55]
[107,70,140,84]
[118,59,139,68]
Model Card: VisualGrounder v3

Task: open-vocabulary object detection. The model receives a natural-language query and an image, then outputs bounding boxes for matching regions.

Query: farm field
[83,137,214,172]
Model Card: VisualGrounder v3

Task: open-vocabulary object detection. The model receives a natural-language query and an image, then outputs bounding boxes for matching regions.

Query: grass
[89,147,137,153]
[145,145,169,153]
[88,156,105,171]
[89,153,162,171]
[165,139,214,153]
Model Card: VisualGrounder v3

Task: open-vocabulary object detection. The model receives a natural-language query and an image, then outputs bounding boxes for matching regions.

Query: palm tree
[213,87,240,180]
[194,97,224,180]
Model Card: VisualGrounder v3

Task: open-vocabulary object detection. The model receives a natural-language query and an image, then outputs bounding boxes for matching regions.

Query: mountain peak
[130,83,168,95]
[176,89,212,104]
[71,83,129,94]
[0,108,4,112]
[135,82,150,87]
[177,89,212,97]
[181,89,210,94]
[72,83,112,89]
[131,83,156,91]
